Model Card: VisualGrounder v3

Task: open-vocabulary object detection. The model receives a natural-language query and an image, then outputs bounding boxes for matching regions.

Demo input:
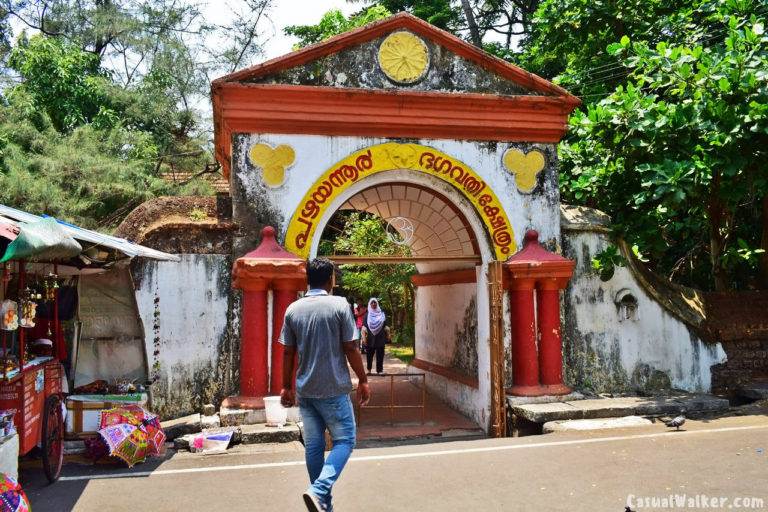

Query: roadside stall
[0,205,178,482]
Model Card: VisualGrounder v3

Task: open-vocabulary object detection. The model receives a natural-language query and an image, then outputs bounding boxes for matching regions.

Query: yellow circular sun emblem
[378,31,430,84]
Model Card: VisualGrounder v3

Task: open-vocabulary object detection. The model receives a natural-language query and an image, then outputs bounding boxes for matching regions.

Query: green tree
[560,4,768,290]
[348,0,542,51]
[8,34,113,131]
[518,0,707,98]
[284,5,392,48]
[0,88,173,228]
[0,1,275,228]
[321,212,416,344]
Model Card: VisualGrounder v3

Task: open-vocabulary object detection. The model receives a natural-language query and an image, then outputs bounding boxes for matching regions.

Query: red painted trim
[410,357,479,389]
[213,83,575,177]
[213,13,579,105]
[411,269,477,287]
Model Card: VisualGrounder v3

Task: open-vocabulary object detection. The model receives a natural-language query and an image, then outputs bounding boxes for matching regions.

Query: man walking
[279,258,371,512]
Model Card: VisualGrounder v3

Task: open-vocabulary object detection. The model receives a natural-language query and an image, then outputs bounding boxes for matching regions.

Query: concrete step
[174,423,301,451]
[740,383,768,401]
[161,413,201,440]
[508,393,729,424]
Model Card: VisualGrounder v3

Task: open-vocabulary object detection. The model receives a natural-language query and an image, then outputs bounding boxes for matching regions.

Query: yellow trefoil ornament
[503,148,546,193]
[248,143,296,188]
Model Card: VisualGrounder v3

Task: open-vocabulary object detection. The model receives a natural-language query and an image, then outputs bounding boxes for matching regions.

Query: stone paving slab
[240,423,301,444]
[508,394,729,423]
[219,406,266,426]
[506,392,584,406]
[542,416,653,433]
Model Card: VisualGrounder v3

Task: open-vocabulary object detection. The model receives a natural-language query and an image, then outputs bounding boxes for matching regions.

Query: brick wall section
[705,292,768,395]
[711,339,768,395]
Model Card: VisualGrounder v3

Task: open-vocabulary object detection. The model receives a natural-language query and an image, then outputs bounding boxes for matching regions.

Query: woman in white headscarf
[363,298,387,374]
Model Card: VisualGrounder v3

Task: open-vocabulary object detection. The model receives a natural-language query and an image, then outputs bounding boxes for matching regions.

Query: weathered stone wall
[252,36,533,96]
[133,255,239,419]
[119,197,240,420]
[560,206,726,394]
[705,292,768,395]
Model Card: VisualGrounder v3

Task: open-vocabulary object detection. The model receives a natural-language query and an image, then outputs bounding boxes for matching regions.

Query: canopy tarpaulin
[0,217,82,263]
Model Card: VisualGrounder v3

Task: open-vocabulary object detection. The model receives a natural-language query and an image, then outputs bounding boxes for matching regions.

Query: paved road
[22,414,768,511]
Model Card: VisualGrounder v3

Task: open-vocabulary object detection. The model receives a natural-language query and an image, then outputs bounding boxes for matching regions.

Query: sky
[205,0,361,61]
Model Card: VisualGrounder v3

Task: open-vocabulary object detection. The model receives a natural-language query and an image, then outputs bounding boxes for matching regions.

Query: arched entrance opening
[307,169,498,433]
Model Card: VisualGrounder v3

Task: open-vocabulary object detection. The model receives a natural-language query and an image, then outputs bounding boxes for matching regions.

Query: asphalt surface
[21,414,768,512]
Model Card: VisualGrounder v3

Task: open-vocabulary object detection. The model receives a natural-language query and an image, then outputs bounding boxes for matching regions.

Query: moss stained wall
[560,209,726,394]
[252,36,534,96]
[133,255,238,419]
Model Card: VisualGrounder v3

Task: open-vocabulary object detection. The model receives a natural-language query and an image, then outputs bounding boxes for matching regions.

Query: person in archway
[363,298,388,375]
[279,258,371,512]
[354,299,367,351]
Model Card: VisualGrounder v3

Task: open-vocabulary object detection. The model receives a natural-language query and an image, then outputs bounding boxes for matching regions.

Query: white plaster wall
[232,133,561,252]
[415,282,475,366]
[134,255,232,418]
[410,267,489,428]
[474,263,491,429]
[564,230,727,392]
[408,365,485,427]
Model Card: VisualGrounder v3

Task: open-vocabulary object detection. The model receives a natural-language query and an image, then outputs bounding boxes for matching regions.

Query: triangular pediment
[215,13,578,102]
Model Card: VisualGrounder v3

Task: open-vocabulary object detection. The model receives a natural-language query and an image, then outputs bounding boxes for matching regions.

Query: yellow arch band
[284,142,516,260]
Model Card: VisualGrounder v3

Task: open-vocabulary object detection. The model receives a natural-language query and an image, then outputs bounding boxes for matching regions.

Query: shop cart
[0,261,64,483]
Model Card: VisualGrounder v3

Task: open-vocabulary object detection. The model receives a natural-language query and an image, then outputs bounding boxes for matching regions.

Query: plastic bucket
[264,396,288,427]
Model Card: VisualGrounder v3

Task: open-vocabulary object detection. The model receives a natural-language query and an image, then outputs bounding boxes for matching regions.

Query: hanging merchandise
[19,288,36,329]
[43,272,58,302]
[0,301,17,331]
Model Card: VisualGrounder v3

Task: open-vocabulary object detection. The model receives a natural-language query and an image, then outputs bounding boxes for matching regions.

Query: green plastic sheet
[0,217,82,262]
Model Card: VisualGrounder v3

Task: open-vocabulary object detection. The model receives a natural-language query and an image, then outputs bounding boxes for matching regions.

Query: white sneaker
[303,492,324,512]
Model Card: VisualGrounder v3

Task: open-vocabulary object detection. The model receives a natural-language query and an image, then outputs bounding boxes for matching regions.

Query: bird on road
[664,409,686,431]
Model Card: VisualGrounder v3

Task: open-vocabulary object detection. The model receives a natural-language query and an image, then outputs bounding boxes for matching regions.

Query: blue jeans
[299,394,356,511]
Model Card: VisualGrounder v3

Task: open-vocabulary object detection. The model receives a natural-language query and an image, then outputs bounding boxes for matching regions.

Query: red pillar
[270,287,298,394]
[537,279,571,395]
[240,286,269,397]
[229,226,306,407]
[504,230,575,397]
[508,278,544,396]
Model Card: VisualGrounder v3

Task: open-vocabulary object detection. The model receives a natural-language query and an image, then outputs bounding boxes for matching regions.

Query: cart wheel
[42,394,64,483]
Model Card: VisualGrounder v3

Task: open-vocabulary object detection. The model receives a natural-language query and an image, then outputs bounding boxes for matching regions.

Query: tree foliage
[0,0,274,229]
[560,3,768,290]
[287,1,539,52]
[8,34,112,131]
[320,212,416,344]
[518,0,708,97]
[284,5,391,48]
[0,88,175,228]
